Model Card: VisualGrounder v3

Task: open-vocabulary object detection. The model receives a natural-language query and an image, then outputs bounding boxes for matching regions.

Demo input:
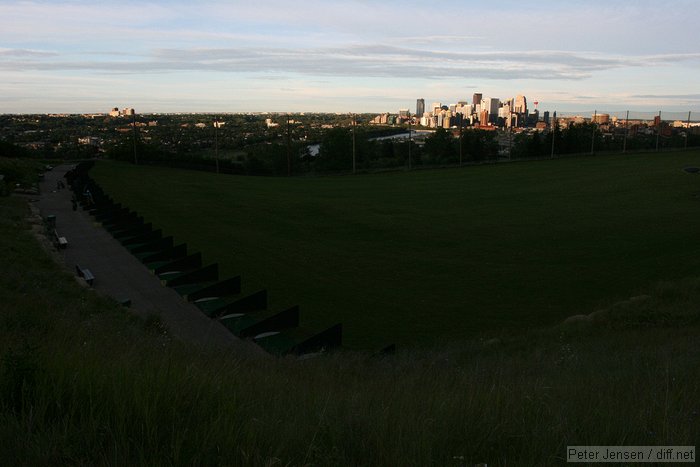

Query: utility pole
[686,111,691,150]
[623,110,629,153]
[590,110,597,155]
[287,114,291,176]
[132,111,138,165]
[550,113,556,159]
[459,119,463,166]
[214,120,220,174]
[508,114,513,161]
[351,114,356,174]
[408,112,412,170]
[656,110,661,152]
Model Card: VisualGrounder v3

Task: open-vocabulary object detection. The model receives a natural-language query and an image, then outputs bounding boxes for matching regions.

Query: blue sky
[1,0,699,115]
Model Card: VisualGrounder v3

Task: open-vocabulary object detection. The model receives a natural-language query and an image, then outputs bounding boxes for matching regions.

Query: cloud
[631,93,700,100]
[3,44,698,82]
[0,48,57,57]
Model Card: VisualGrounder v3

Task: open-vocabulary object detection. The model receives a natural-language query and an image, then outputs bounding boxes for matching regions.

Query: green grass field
[2,168,699,465]
[92,151,700,348]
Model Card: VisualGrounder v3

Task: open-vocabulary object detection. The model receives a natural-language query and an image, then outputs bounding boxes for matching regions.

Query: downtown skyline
[1,0,700,114]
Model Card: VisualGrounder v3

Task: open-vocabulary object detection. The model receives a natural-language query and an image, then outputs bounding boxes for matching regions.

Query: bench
[53,229,68,248]
[75,265,95,286]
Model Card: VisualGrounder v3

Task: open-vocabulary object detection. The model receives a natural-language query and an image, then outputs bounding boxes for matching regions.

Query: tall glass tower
[416,98,425,117]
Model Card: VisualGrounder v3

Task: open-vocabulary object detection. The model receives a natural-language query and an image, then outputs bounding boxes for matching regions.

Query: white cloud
[1,1,699,112]
[2,44,698,83]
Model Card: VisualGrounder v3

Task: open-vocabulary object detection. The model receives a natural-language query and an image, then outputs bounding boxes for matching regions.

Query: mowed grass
[92,151,700,348]
[2,191,699,465]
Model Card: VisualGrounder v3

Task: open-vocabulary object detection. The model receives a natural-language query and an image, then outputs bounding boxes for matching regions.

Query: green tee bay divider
[137,244,188,264]
[65,161,345,356]
[110,222,153,239]
[128,236,174,255]
[182,276,241,302]
[93,205,127,222]
[254,324,343,356]
[220,306,299,338]
[194,289,268,318]
[164,263,219,288]
[120,229,163,247]
[103,213,144,231]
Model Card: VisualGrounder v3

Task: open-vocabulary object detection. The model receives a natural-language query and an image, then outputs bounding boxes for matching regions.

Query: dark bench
[53,229,68,248]
[75,265,95,286]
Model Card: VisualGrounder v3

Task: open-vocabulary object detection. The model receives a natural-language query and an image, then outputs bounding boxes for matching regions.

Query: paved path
[36,164,261,356]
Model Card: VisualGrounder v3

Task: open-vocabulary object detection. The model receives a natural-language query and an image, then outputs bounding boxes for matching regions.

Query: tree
[423,128,455,164]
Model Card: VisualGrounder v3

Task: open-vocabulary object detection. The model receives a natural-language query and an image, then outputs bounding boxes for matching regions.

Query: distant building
[122,108,135,116]
[78,136,99,146]
[370,113,390,125]
[479,110,489,125]
[514,95,527,115]
[443,110,452,128]
[416,98,425,118]
[472,93,482,106]
[483,97,500,123]
[109,107,120,117]
[592,113,610,124]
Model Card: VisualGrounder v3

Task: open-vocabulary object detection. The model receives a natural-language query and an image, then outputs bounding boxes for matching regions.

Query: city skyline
[1,0,700,114]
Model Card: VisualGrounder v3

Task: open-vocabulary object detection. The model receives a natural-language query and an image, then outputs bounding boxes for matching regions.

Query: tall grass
[1,194,699,465]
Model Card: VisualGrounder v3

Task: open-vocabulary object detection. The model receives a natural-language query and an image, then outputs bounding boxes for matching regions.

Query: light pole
[508,113,513,160]
[655,110,661,152]
[590,110,597,155]
[623,110,629,153]
[287,114,291,176]
[408,112,412,170]
[214,120,220,174]
[132,112,138,165]
[550,113,556,159]
[459,119,463,166]
[351,114,356,174]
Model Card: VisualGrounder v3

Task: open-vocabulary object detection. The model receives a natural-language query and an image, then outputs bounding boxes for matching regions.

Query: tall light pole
[408,112,412,170]
[508,112,513,161]
[459,118,463,166]
[623,110,629,153]
[287,114,291,176]
[351,114,356,174]
[214,120,220,174]
[550,113,556,159]
[132,111,138,165]
[655,110,661,152]
[590,110,597,155]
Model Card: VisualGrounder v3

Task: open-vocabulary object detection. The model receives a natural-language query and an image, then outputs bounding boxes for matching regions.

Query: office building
[416,98,425,118]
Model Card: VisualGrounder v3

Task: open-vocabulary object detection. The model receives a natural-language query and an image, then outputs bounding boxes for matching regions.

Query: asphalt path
[36,164,260,356]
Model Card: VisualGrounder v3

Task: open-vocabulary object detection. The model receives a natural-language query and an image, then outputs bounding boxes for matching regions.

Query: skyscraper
[416,98,425,117]
[472,93,482,106]
[514,95,527,115]
[484,97,500,123]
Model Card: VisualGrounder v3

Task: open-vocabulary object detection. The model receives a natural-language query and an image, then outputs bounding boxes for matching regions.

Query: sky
[1,0,699,115]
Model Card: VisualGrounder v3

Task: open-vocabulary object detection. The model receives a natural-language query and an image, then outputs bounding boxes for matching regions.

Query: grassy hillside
[1,192,699,465]
[92,151,700,348]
